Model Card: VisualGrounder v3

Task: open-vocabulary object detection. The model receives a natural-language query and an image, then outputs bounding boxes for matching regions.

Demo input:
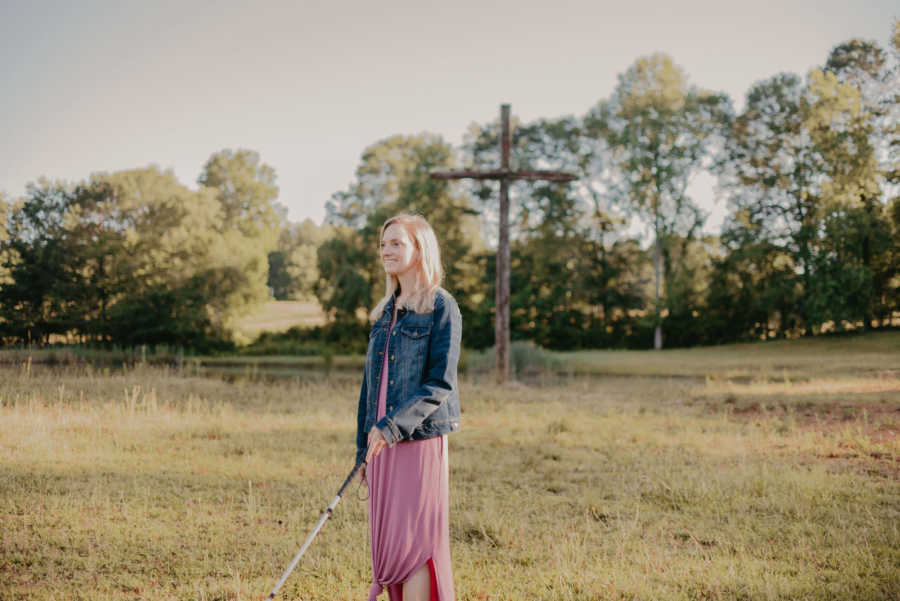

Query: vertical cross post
[496,104,511,380]
[430,104,576,383]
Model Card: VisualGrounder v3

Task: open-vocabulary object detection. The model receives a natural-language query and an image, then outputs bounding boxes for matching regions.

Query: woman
[356,213,462,601]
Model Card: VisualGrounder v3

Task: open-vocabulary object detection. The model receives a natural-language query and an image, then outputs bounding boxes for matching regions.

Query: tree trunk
[861,201,873,331]
[653,233,663,350]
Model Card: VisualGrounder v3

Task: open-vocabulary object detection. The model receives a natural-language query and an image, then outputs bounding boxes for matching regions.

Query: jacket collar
[384,286,410,321]
[378,287,399,324]
[387,286,399,312]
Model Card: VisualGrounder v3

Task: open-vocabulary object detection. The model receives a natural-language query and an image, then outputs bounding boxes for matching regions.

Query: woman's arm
[375,294,462,446]
[355,364,368,466]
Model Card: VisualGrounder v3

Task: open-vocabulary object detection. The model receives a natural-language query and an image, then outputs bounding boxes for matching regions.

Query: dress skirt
[366,318,454,601]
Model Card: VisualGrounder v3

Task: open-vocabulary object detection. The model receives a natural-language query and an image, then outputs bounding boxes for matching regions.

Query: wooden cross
[430,104,577,382]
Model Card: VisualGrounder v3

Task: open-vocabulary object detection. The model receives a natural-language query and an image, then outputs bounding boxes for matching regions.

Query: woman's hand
[366,427,387,463]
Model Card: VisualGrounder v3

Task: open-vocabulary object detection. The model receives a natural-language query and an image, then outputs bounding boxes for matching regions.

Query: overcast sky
[2,0,896,234]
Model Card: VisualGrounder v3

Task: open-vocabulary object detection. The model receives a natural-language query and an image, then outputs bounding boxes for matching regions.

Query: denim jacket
[355,287,462,465]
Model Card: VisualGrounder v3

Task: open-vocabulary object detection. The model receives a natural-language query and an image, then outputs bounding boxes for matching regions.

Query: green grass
[554,330,900,380]
[6,329,897,383]
[1,333,899,600]
[231,301,327,343]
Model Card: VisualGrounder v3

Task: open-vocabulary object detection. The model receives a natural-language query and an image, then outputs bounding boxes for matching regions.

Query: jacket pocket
[400,325,431,339]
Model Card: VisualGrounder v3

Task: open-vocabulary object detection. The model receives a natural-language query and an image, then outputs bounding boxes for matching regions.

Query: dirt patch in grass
[708,391,897,426]
[722,400,900,478]
[736,400,896,427]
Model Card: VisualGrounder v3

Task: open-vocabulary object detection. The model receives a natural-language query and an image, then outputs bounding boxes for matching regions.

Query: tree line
[321,27,900,350]
[0,150,282,350]
[2,27,898,351]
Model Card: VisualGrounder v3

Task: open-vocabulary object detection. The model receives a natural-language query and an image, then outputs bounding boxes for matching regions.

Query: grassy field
[231,301,328,343]
[1,332,898,600]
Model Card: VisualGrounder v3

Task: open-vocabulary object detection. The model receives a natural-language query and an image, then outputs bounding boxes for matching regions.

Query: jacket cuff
[375,416,401,447]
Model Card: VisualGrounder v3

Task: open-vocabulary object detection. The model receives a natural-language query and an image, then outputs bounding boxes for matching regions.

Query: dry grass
[1,335,898,600]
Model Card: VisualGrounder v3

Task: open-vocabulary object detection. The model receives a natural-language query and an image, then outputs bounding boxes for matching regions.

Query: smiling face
[380,222,419,277]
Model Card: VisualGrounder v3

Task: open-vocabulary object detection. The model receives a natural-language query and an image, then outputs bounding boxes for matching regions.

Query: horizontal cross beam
[430,169,577,183]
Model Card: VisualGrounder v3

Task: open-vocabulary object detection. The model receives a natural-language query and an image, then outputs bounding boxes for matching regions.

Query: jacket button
[389,380,394,385]
[388,405,393,411]
[392,331,396,336]
[390,355,394,360]
[379,351,383,355]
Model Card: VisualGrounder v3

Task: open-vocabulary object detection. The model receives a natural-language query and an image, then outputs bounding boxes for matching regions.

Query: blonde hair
[369,213,443,321]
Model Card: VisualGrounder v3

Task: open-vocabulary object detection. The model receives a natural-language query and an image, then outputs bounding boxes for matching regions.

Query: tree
[720,72,829,333]
[0,192,11,287]
[269,219,333,300]
[82,167,227,346]
[720,34,896,336]
[315,226,373,322]
[0,165,267,348]
[0,181,82,343]
[199,149,285,325]
[823,33,900,326]
[198,149,282,241]
[462,114,651,350]
[324,134,484,331]
[706,208,803,341]
[806,66,891,329]
[585,53,732,349]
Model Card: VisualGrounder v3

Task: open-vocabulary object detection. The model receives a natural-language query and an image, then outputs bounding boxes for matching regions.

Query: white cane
[266,459,366,599]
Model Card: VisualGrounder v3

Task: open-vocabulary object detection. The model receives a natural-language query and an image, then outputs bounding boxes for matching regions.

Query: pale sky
[2,0,897,235]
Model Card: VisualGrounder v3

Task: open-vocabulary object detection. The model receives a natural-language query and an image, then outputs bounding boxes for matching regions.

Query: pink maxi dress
[366,316,454,601]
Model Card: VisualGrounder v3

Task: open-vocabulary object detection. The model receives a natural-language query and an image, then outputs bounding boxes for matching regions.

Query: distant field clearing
[233,300,327,339]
